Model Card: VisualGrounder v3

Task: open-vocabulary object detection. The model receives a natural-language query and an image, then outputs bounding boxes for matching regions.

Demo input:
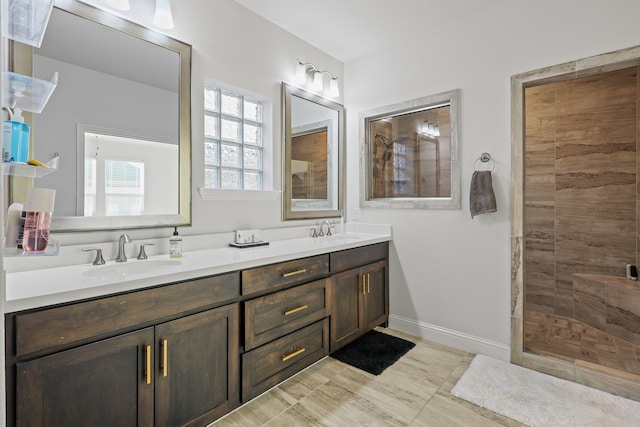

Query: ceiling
[232,0,504,62]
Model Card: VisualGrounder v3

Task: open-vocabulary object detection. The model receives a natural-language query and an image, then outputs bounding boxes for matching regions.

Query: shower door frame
[511,44,640,399]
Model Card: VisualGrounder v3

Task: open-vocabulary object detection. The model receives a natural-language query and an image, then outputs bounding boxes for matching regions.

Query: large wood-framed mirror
[9,0,191,231]
[282,83,344,220]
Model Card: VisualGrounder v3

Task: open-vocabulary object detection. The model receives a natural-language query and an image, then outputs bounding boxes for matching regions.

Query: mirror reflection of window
[369,104,451,199]
[83,132,177,216]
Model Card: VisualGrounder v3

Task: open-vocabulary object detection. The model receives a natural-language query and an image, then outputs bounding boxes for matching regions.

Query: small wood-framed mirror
[282,83,344,220]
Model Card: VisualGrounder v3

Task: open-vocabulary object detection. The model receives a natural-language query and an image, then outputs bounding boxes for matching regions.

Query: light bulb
[154,0,174,29]
[328,78,340,97]
[107,0,130,10]
[311,72,323,91]
[294,62,306,85]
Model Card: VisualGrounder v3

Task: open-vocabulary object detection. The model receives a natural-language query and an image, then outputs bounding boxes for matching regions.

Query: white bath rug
[451,355,640,427]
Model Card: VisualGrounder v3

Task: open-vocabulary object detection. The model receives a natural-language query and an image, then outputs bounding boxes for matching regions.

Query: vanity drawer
[330,242,388,273]
[244,278,329,350]
[241,254,329,296]
[14,272,240,359]
[242,318,329,402]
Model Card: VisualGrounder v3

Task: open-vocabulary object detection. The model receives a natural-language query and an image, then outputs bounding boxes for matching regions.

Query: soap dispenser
[2,108,30,163]
[169,227,182,258]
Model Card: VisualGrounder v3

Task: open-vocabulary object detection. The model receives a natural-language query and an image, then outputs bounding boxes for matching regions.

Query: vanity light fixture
[294,60,340,97]
[106,0,130,11]
[328,77,340,97]
[154,0,174,29]
[311,71,324,91]
[294,62,307,85]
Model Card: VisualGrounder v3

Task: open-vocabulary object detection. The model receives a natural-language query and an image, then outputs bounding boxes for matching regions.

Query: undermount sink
[312,233,365,246]
[82,260,181,279]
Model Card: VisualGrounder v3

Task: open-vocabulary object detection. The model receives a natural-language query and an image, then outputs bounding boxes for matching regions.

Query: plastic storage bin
[3,0,55,48]
[2,71,58,114]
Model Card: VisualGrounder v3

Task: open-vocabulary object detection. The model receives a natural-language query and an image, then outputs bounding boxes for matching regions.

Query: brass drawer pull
[282,268,307,278]
[281,347,306,362]
[161,339,168,377]
[284,305,308,316]
[145,345,152,385]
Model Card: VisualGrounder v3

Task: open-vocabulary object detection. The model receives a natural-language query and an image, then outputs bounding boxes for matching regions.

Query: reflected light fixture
[421,121,440,138]
[154,0,174,29]
[106,0,130,10]
[294,59,340,97]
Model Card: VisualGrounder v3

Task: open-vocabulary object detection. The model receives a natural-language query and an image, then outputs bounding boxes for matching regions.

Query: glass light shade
[294,63,306,85]
[328,78,340,97]
[434,125,440,137]
[154,0,174,29]
[106,0,130,10]
[311,72,323,91]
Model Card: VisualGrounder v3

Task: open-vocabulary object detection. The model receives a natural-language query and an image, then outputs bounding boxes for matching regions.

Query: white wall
[344,0,640,358]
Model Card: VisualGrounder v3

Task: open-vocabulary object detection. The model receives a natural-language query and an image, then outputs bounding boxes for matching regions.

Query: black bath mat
[330,330,416,375]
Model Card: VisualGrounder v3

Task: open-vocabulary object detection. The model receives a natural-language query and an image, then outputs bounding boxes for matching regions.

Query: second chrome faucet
[116,233,132,262]
[311,220,333,238]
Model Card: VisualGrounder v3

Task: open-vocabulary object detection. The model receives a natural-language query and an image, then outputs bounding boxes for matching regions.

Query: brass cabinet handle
[284,305,308,316]
[161,339,168,377]
[281,347,306,362]
[367,273,371,294]
[145,345,152,385]
[282,268,307,278]
[361,274,365,295]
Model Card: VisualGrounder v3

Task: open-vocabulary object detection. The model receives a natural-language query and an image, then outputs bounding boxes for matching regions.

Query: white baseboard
[388,314,510,361]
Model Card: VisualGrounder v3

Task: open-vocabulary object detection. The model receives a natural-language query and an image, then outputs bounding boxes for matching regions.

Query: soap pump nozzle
[6,108,24,123]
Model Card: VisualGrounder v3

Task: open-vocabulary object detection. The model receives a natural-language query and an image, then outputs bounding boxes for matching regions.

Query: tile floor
[525,310,640,377]
[210,329,526,426]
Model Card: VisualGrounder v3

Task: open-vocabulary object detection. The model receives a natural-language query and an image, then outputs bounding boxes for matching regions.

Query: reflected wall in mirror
[10,0,191,231]
[361,89,461,210]
[282,83,344,220]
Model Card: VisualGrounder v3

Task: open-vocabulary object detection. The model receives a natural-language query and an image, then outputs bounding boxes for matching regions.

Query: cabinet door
[155,304,239,427]
[330,267,364,352]
[16,328,155,427]
[363,260,388,330]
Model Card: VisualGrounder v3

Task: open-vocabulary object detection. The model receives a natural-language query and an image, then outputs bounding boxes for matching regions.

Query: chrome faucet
[318,220,333,237]
[115,234,132,262]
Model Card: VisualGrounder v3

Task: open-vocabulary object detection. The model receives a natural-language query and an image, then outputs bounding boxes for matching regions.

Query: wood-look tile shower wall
[524,67,638,317]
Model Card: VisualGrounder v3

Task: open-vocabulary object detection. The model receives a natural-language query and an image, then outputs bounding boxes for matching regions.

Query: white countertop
[5,230,391,313]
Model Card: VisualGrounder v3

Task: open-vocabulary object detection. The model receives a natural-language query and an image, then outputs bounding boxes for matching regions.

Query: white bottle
[169,227,182,258]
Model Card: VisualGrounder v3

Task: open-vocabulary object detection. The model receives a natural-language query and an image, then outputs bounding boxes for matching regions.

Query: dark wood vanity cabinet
[154,304,239,426]
[241,256,331,402]
[330,243,389,352]
[6,272,240,427]
[16,327,156,426]
[6,240,390,425]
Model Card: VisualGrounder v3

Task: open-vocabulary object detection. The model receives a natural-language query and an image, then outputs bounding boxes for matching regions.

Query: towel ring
[473,152,495,171]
